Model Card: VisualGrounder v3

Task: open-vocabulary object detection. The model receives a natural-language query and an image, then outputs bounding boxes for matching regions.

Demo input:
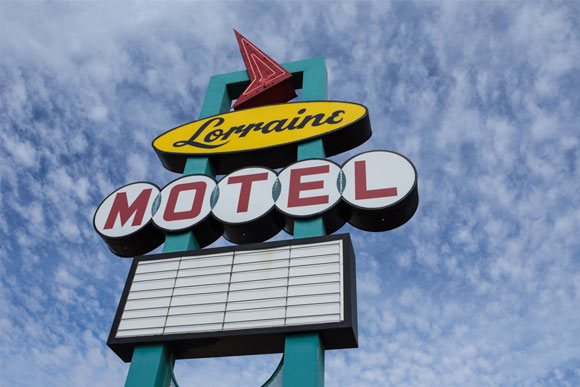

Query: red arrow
[232,30,297,110]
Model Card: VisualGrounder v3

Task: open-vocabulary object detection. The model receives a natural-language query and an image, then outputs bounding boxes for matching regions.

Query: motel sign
[93,31,418,387]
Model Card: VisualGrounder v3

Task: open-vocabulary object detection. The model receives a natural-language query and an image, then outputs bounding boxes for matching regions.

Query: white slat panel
[118,316,166,330]
[116,327,164,337]
[124,297,172,310]
[226,298,286,311]
[165,312,224,327]
[289,263,339,277]
[224,319,285,330]
[116,238,346,338]
[131,278,176,291]
[231,267,288,283]
[291,254,339,267]
[229,278,287,291]
[175,273,230,287]
[133,271,178,282]
[179,265,231,277]
[228,286,287,302]
[169,303,226,316]
[232,259,289,273]
[172,283,229,296]
[136,260,180,274]
[164,324,223,334]
[179,254,233,269]
[170,292,227,307]
[291,242,340,258]
[224,307,286,323]
[286,302,340,318]
[287,282,340,297]
[122,307,168,319]
[127,288,173,300]
[234,248,290,264]
[288,273,340,286]
[287,293,340,306]
[139,257,180,265]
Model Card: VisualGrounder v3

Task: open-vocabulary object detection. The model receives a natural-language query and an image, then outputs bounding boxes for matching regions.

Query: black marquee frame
[108,234,358,362]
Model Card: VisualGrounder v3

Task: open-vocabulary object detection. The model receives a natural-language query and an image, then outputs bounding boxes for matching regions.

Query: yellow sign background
[153,101,367,155]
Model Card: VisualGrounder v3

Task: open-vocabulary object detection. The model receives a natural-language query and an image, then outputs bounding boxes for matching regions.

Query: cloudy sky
[1,1,579,386]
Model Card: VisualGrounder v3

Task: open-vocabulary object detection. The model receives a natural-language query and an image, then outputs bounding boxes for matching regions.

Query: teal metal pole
[123,157,213,387]
[282,59,328,387]
[124,75,228,387]
[124,344,174,387]
[283,333,325,387]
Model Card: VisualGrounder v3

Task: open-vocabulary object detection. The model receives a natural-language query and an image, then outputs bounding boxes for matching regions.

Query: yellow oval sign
[153,101,371,174]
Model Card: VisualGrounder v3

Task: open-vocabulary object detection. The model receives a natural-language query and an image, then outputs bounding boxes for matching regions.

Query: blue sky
[1,1,579,386]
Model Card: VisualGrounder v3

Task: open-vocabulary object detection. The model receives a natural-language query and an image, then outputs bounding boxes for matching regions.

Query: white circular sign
[341,151,416,209]
[152,175,216,232]
[212,167,278,224]
[94,182,159,238]
[276,159,341,217]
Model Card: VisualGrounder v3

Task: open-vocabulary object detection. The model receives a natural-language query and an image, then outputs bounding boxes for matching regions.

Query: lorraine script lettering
[173,108,345,149]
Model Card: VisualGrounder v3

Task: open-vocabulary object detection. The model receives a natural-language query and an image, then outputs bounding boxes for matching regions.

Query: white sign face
[341,151,416,209]
[276,159,341,217]
[114,239,344,338]
[94,182,159,238]
[152,175,216,232]
[212,167,278,224]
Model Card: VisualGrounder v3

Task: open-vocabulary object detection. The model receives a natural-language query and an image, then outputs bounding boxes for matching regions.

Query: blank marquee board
[108,234,357,361]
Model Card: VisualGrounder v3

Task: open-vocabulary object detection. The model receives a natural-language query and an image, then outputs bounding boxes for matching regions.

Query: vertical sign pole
[283,59,328,387]
[124,77,229,387]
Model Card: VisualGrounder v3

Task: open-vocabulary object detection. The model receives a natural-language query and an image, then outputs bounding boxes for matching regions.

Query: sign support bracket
[283,58,327,387]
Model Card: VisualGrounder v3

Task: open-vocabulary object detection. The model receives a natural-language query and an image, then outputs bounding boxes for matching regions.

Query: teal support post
[163,157,216,251]
[283,57,328,387]
[162,231,199,252]
[124,71,229,387]
[299,57,327,102]
[289,56,328,186]
[294,138,327,239]
[293,57,327,240]
[283,334,325,387]
[124,159,215,387]
[124,344,174,387]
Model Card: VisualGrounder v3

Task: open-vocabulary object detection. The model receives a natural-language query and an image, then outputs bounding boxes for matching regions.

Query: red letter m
[104,189,153,229]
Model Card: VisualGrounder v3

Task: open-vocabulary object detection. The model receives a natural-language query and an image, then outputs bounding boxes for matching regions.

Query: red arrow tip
[232,31,296,110]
